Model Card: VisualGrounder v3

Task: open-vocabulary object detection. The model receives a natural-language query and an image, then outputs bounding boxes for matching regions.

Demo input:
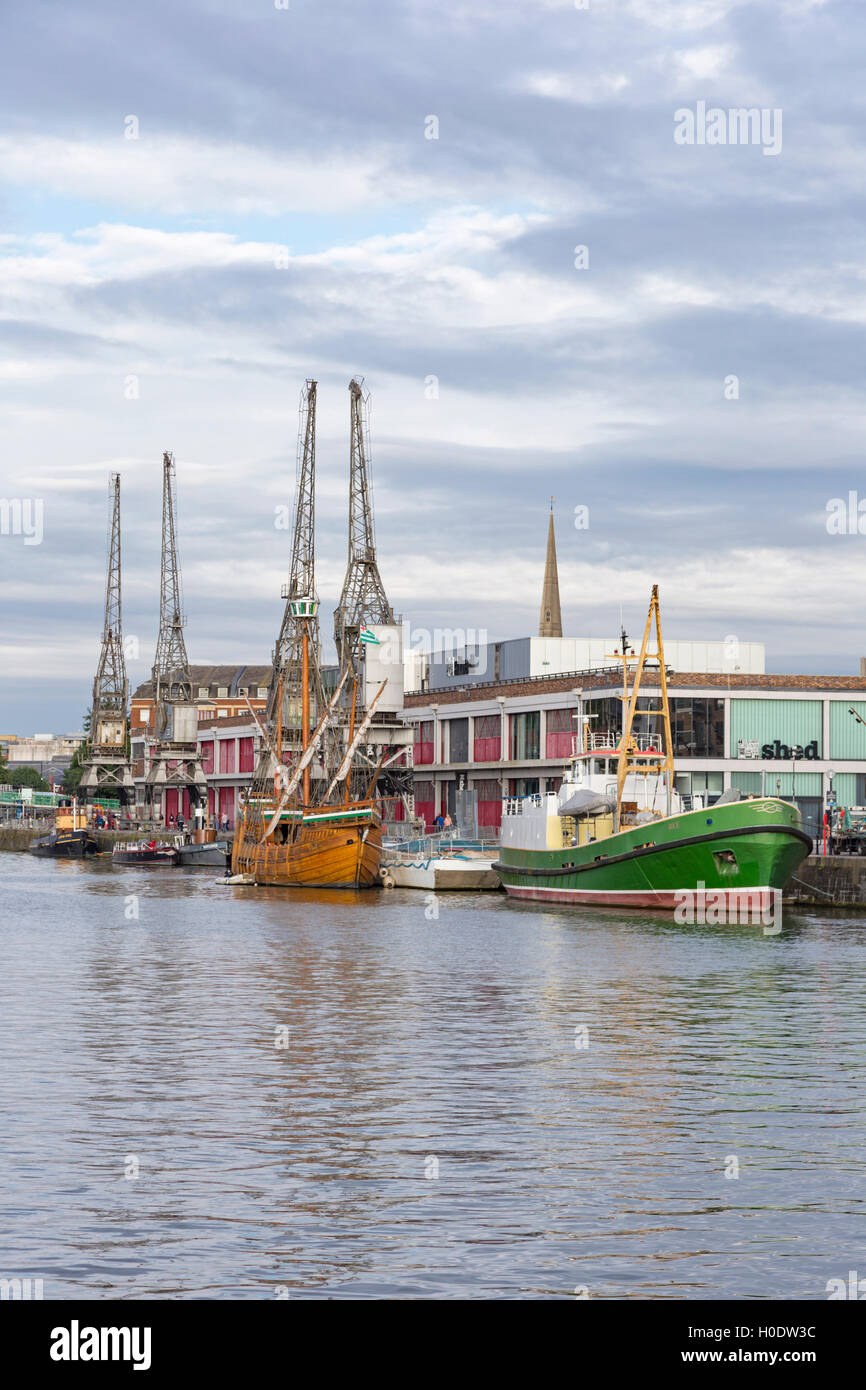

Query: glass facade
[675,771,724,805]
[584,697,622,745]
[671,698,725,758]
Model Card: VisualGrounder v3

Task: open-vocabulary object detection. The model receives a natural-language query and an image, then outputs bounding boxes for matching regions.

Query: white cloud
[523,69,631,104]
[671,43,737,84]
[0,134,398,216]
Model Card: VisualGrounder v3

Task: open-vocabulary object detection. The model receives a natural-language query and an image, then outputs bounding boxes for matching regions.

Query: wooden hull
[232,804,382,888]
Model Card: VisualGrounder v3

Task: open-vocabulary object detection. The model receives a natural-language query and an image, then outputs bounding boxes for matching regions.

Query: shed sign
[745,739,819,761]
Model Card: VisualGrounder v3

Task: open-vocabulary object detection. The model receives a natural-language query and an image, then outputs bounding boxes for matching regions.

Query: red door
[164,788,178,826]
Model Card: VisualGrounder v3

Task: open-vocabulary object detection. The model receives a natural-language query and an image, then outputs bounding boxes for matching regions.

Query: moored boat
[112,841,178,866]
[496,792,810,910]
[176,840,231,868]
[30,801,99,858]
[496,586,812,914]
[31,828,99,858]
[231,380,386,890]
[234,799,382,888]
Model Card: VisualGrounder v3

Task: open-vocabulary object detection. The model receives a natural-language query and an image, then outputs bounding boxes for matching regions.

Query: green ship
[495,586,812,912]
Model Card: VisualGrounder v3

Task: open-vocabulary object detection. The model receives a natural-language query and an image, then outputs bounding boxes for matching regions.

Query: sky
[1,0,865,732]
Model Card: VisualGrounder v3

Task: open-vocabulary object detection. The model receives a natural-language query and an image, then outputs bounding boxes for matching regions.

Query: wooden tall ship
[231,380,386,889]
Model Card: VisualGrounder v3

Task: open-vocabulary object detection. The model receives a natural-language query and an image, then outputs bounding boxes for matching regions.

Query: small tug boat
[112,841,178,866]
[496,586,812,913]
[30,801,99,858]
[176,839,230,868]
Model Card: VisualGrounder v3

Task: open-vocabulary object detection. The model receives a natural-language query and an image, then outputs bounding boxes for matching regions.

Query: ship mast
[611,585,675,826]
[79,473,133,801]
[263,380,331,787]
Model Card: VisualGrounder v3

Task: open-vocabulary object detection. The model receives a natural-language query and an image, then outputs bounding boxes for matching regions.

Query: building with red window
[131,666,270,825]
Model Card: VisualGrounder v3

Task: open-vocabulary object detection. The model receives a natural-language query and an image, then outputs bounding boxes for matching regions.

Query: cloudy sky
[1,0,864,731]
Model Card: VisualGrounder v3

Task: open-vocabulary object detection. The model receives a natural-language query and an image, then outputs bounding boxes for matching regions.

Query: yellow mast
[301,627,310,806]
[611,585,675,827]
[344,678,357,806]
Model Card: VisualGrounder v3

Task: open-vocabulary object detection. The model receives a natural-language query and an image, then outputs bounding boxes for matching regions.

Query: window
[219,740,236,774]
[217,687,228,698]
[583,697,622,746]
[474,714,501,762]
[448,718,469,763]
[547,707,578,759]
[510,711,540,760]
[257,687,268,699]
[675,771,724,805]
[198,687,208,697]
[671,699,725,759]
[414,721,435,765]
[508,777,539,796]
[238,737,254,774]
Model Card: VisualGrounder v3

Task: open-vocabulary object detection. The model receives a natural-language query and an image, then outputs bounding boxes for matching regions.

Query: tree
[8,765,49,792]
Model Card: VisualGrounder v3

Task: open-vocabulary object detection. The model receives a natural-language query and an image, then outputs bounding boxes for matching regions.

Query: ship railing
[503,794,544,816]
[580,731,664,754]
[384,832,497,863]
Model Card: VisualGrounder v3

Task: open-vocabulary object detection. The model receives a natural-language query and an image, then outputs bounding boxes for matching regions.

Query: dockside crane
[333,378,395,681]
[79,473,134,801]
[255,379,335,792]
[143,452,206,823]
[332,378,413,816]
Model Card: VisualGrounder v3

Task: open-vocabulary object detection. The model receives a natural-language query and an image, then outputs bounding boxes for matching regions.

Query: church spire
[539,498,562,638]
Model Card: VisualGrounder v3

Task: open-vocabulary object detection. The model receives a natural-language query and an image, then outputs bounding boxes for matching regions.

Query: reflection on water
[1,850,865,1299]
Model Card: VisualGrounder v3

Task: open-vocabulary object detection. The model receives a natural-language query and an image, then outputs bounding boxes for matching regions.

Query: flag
[360,628,380,645]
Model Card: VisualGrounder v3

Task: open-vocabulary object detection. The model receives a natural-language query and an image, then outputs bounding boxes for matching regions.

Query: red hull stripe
[503,885,776,910]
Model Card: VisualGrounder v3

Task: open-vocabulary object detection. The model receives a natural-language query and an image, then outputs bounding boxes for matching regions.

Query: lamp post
[826,768,836,855]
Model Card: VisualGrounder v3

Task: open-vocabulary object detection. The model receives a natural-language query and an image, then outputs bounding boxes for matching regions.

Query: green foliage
[8,765,50,792]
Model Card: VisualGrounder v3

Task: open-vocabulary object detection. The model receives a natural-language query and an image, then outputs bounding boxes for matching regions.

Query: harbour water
[1,851,864,1300]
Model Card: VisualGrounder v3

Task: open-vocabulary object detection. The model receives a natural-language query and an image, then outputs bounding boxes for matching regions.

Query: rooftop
[403,669,866,707]
[132,664,271,700]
